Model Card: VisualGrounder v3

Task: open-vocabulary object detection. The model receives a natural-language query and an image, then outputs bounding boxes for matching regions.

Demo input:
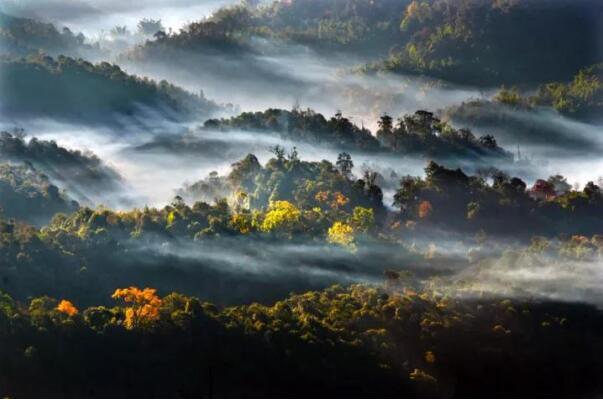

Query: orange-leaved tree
[56,300,78,317]
[418,200,433,219]
[112,287,162,329]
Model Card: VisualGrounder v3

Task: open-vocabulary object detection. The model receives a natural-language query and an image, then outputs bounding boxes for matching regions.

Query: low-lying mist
[443,245,603,308]
[121,39,488,129]
[4,112,602,212]
[445,102,603,187]
[0,0,237,39]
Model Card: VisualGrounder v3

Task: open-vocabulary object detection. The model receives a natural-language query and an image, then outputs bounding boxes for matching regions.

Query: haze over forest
[1,0,603,397]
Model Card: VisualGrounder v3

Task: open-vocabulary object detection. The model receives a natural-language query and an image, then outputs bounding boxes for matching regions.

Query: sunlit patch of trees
[260,200,302,234]
[56,299,78,316]
[181,151,385,218]
[366,0,602,86]
[40,153,383,244]
[392,161,603,237]
[327,221,355,250]
[531,65,602,120]
[454,64,602,122]
[112,287,162,329]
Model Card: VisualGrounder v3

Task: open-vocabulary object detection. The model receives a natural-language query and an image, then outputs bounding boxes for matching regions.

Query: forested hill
[362,0,603,85]
[0,11,94,57]
[203,108,512,162]
[125,0,410,59]
[1,152,601,304]
[0,163,78,224]
[3,282,603,397]
[445,65,603,123]
[126,0,602,86]
[0,130,124,203]
[0,55,223,124]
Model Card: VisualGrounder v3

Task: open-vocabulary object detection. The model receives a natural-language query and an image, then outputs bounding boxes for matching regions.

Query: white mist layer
[118,37,489,130]
[0,0,238,39]
[443,250,603,307]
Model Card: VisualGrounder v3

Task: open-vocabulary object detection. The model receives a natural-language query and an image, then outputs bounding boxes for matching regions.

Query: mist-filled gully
[2,85,603,303]
[2,115,602,309]
[1,1,603,397]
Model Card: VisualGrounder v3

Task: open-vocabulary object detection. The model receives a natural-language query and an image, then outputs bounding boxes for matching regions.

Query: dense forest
[0,0,602,397]
[204,108,511,162]
[0,163,78,224]
[3,280,603,397]
[125,0,602,86]
[363,0,603,85]
[0,130,124,204]
[0,54,222,124]
[2,152,601,307]
[445,65,603,133]
[0,11,94,58]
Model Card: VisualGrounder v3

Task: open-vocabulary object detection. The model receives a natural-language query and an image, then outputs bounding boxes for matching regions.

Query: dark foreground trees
[2,282,603,397]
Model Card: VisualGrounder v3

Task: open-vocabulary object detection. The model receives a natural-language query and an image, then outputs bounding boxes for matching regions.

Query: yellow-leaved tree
[327,221,356,251]
[230,213,253,234]
[112,287,162,329]
[260,201,301,233]
[350,207,374,233]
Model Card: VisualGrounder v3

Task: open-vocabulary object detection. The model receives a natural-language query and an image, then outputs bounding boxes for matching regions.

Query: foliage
[0,11,92,57]
[3,282,603,396]
[327,221,355,250]
[531,64,603,119]
[393,161,603,237]
[127,0,600,88]
[350,206,374,233]
[260,200,302,234]
[137,19,165,36]
[369,0,602,86]
[56,300,78,316]
[0,55,221,122]
[205,108,380,152]
[0,130,123,201]
[418,200,433,219]
[206,108,512,162]
[127,0,410,61]
[0,163,78,224]
[112,287,162,329]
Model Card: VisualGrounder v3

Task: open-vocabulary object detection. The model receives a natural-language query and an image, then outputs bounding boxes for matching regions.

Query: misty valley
[0,0,603,398]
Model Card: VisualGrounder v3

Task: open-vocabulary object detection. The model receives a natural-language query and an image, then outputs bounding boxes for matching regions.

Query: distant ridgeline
[203,108,512,162]
[0,55,222,124]
[124,0,409,60]
[0,12,95,58]
[125,0,601,86]
[0,130,124,204]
